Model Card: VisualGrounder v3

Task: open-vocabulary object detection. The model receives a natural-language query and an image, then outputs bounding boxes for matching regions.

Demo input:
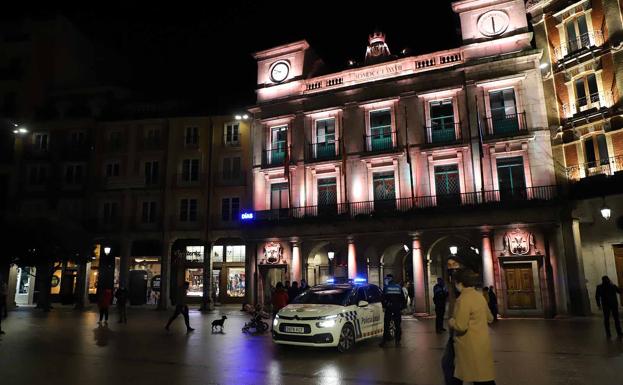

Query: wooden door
[505,264,536,310]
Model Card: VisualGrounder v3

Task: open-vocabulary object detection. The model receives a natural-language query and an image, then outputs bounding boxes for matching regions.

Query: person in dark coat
[380,274,407,347]
[288,281,300,303]
[165,282,194,333]
[488,286,498,321]
[595,276,622,338]
[115,287,128,324]
[433,278,449,333]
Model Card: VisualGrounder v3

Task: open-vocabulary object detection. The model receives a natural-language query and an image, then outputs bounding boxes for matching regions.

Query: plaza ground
[0,306,622,385]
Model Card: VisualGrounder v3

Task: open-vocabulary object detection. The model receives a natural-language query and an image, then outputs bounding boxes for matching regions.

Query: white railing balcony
[565,155,623,182]
[554,31,604,62]
[562,91,612,118]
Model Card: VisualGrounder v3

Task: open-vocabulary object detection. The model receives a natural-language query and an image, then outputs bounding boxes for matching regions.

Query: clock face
[478,10,510,37]
[270,62,289,83]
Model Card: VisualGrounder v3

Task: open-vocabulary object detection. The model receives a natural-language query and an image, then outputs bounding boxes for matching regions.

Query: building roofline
[252,40,310,60]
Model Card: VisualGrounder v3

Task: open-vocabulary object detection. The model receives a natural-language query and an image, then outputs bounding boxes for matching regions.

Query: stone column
[561,218,591,315]
[411,233,427,314]
[291,241,302,283]
[119,238,132,289]
[201,241,213,311]
[481,232,494,288]
[158,239,173,310]
[347,238,357,279]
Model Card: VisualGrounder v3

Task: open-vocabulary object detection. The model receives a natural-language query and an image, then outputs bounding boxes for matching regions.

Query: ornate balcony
[565,155,623,182]
[554,31,603,62]
[425,123,461,146]
[261,146,289,168]
[306,140,341,162]
[364,131,398,153]
[562,91,612,119]
[484,112,527,140]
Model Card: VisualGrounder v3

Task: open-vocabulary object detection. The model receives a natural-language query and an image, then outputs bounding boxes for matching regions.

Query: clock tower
[452,0,532,57]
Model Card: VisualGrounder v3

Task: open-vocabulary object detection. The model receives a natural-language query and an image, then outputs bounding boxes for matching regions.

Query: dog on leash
[211,315,228,332]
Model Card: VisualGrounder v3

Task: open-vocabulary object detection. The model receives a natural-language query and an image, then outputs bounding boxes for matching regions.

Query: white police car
[272,279,385,352]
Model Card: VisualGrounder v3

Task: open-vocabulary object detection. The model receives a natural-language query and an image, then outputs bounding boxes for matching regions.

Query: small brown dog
[211,315,227,332]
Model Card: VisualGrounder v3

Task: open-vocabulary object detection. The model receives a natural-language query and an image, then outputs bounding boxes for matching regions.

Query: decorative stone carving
[502,228,540,256]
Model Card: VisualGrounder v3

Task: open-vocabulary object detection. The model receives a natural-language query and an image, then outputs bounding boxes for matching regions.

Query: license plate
[284,326,305,333]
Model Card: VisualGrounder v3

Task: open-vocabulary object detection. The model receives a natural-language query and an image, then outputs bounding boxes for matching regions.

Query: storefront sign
[241,212,254,220]
[351,63,404,82]
[174,246,205,263]
[503,228,536,256]
[262,242,283,264]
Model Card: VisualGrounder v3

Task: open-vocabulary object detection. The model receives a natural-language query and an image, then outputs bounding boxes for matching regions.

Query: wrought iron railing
[565,155,623,181]
[484,112,527,138]
[262,146,289,168]
[306,140,341,162]
[554,31,603,61]
[562,91,612,118]
[426,123,461,145]
[364,131,397,152]
[250,186,559,223]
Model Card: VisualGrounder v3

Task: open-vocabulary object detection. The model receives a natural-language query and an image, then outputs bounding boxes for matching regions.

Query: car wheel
[337,323,355,353]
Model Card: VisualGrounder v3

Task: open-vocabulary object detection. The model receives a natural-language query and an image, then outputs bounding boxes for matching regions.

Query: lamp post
[601,198,611,220]
[449,245,458,256]
[327,251,335,277]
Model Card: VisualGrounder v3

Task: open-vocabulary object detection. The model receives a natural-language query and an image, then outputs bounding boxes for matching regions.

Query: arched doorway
[304,241,347,286]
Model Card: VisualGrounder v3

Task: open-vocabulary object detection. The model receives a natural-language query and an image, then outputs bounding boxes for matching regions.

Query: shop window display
[185,246,204,263]
[227,268,245,297]
[212,246,224,262]
[226,245,245,262]
[185,268,204,297]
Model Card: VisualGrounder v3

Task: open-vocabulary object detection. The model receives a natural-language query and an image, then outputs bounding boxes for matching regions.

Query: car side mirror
[357,300,369,307]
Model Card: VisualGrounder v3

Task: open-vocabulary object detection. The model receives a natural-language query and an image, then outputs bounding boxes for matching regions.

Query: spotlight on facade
[601,205,611,220]
[348,60,355,66]
[235,115,242,120]
[104,247,111,256]
[539,62,549,69]
[449,246,458,255]
[13,123,18,127]
[403,244,409,252]
[327,251,335,261]
[242,114,249,120]
[18,128,28,134]
[13,130,18,134]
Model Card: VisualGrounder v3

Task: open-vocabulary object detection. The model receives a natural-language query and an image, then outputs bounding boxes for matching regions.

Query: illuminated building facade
[245,0,582,317]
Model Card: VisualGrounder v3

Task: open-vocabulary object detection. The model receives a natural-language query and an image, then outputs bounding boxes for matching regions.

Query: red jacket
[98,289,113,309]
[272,288,289,311]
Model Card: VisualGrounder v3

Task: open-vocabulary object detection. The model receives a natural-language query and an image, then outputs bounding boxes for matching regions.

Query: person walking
[448,269,495,385]
[288,281,300,303]
[115,287,128,324]
[165,282,194,333]
[595,275,622,338]
[380,274,406,347]
[272,282,289,330]
[488,286,498,322]
[434,277,449,334]
[98,288,113,324]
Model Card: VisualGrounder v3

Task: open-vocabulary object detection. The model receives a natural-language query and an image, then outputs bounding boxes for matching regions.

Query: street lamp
[104,247,111,256]
[449,246,458,255]
[327,251,335,277]
[601,205,612,220]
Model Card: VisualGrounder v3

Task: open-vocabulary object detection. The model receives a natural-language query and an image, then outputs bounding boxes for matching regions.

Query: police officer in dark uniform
[380,274,407,347]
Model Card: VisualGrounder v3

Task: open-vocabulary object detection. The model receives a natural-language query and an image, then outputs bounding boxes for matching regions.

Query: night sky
[8,0,461,113]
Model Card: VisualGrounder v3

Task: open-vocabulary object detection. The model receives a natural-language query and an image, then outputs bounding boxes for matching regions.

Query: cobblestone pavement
[0,305,622,385]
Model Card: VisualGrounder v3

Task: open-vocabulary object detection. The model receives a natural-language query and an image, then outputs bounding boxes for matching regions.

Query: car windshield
[291,285,352,305]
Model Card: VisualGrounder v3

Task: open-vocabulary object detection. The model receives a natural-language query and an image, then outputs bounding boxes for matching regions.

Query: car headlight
[317,314,338,328]
[273,315,279,327]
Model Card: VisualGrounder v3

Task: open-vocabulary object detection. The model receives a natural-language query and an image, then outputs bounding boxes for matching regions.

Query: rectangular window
[145,161,159,184]
[429,100,456,143]
[496,156,526,200]
[225,246,246,263]
[185,126,198,145]
[34,133,49,151]
[222,157,241,181]
[372,172,395,202]
[184,268,203,297]
[180,198,198,222]
[29,165,47,185]
[565,14,590,54]
[434,165,460,205]
[584,134,610,167]
[315,119,336,159]
[103,202,118,224]
[108,131,122,149]
[222,158,231,180]
[369,109,392,151]
[221,198,230,221]
[182,159,199,182]
[270,183,289,210]
[226,267,245,297]
[212,245,224,263]
[70,131,85,145]
[65,164,83,184]
[317,177,337,215]
[105,162,120,177]
[488,89,519,134]
[185,246,204,263]
[141,201,157,223]
[225,123,240,145]
[221,197,240,221]
[270,126,287,164]
[575,73,600,110]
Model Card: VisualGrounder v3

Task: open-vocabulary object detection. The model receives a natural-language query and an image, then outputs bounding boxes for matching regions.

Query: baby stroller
[242,304,270,334]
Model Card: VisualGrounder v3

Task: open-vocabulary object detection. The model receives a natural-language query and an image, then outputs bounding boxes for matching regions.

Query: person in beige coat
[448,270,495,385]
